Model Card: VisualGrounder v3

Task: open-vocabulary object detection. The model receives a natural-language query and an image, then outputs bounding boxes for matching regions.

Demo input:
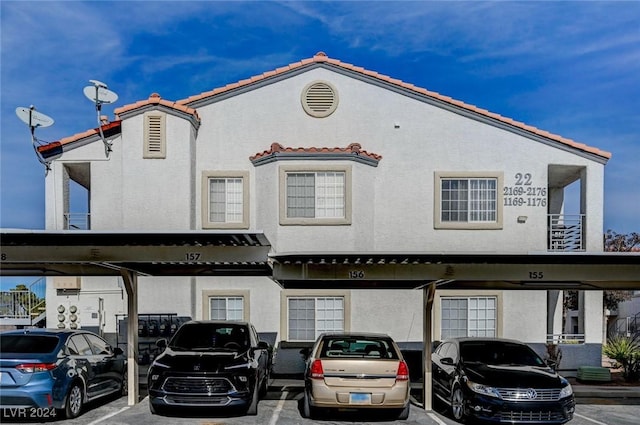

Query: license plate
[349,392,371,404]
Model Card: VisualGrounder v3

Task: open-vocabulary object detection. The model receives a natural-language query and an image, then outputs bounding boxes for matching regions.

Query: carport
[2,230,639,411]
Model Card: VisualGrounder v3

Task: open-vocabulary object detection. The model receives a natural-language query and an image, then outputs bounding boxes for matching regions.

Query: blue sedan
[0,328,126,419]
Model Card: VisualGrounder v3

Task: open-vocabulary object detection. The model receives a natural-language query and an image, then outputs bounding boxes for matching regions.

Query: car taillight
[396,360,409,381]
[309,359,324,379]
[16,363,57,373]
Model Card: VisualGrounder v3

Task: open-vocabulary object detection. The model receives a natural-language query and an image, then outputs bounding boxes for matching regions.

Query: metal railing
[546,333,585,344]
[64,213,90,230]
[548,214,584,251]
[608,313,640,339]
[0,278,46,326]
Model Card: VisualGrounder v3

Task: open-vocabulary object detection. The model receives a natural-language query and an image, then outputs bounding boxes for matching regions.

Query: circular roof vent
[301,81,338,118]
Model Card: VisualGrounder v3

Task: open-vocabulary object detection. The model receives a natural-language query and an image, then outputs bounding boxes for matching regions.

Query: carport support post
[121,270,139,406]
[423,282,436,411]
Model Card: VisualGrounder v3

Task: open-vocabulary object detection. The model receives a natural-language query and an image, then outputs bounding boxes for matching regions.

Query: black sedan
[0,328,126,419]
[432,337,575,424]
[147,320,272,416]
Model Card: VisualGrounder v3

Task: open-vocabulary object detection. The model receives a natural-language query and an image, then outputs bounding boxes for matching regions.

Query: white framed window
[279,165,351,225]
[143,113,166,158]
[201,171,249,229]
[441,297,497,339]
[210,296,244,321]
[287,296,345,341]
[202,290,249,321]
[434,172,503,229]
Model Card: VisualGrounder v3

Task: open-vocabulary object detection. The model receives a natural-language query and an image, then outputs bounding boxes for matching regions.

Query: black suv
[147,321,272,415]
[432,337,575,424]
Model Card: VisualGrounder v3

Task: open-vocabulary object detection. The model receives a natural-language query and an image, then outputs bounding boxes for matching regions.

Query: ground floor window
[209,296,244,321]
[288,296,344,341]
[441,297,496,339]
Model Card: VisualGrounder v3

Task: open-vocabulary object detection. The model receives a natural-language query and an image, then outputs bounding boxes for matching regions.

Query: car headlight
[559,384,573,398]
[466,380,501,398]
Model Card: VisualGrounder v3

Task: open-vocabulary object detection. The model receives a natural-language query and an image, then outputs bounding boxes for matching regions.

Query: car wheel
[64,382,84,419]
[451,385,466,422]
[246,379,259,416]
[396,402,410,420]
[302,390,315,419]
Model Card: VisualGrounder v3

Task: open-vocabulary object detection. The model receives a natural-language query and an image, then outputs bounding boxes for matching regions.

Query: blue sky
[1,1,639,289]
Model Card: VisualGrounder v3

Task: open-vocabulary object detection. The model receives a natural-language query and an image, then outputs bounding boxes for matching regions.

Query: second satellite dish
[15,106,55,128]
[83,80,118,105]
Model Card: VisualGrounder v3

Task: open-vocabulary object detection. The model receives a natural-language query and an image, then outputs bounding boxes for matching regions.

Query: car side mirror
[441,357,455,366]
[257,341,269,350]
[156,339,167,349]
[113,347,124,356]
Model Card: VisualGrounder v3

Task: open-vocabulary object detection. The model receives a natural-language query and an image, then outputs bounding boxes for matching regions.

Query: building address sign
[503,172,547,207]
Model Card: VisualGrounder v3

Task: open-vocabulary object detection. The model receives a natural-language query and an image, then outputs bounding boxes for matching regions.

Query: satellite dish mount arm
[89,81,113,158]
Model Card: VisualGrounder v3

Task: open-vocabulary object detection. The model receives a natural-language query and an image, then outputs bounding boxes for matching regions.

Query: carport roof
[270,251,640,290]
[2,230,639,290]
[0,230,272,277]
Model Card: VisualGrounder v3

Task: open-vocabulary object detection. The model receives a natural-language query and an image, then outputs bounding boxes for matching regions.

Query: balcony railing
[547,214,584,251]
[546,333,585,344]
[64,213,90,230]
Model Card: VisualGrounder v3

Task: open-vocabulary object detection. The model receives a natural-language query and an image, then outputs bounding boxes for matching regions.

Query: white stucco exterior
[42,54,609,372]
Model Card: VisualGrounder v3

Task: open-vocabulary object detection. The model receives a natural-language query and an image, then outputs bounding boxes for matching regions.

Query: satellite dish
[83,80,119,157]
[15,106,55,128]
[14,105,56,174]
[83,84,118,105]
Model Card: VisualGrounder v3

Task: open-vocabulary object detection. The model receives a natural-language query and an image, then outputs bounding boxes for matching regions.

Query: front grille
[164,395,230,406]
[499,410,566,422]
[497,388,562,401]
[162,377,233,394]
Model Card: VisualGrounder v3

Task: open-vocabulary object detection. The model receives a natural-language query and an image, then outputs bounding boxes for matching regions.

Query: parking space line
[85,406,130,425]
[268,391,288,425]
[574,413,609,425]
[427,412,448,425]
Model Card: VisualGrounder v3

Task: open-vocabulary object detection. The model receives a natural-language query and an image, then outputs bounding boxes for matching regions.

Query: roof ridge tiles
[249,142,382,162]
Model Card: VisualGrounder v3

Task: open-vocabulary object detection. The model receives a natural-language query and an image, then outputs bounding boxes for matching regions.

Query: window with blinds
[434,172,503,229]
[201,171,249,229]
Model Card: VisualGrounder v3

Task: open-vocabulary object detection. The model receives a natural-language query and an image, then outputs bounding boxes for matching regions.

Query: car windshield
[461,341,545,367]
[319,336,399,359]
[169,323,249,351]
[0,335,60,354]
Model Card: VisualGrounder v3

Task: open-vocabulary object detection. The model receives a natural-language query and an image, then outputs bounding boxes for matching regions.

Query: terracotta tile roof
[37,120,122,156]
[114,93,200,120]
[250,142,382,164]
[181,52,611,161]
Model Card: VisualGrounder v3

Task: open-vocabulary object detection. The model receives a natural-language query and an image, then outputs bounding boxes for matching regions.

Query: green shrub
[603,335,640,382]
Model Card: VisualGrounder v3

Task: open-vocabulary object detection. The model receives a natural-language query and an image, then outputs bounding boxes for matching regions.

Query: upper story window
[434,172,503,229]
[143,113,166,158]
[279,165,352,225]
[201,171,249,229]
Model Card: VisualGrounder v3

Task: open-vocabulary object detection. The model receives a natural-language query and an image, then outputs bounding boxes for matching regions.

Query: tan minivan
[300,332,411,420]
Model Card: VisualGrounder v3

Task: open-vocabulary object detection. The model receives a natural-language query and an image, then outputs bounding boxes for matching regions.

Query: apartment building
[41,52,610,374]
